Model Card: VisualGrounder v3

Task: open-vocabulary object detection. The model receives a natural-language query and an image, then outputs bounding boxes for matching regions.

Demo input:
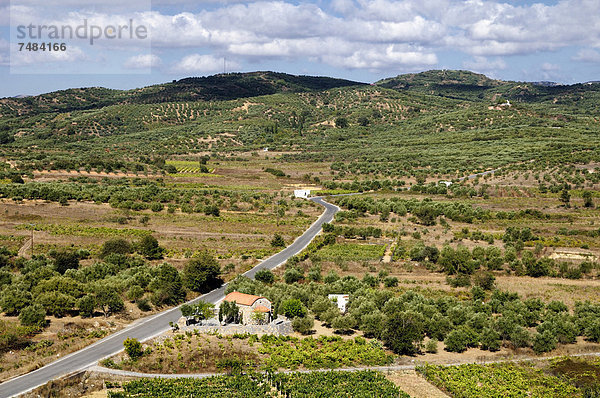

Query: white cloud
[573,48,600,63]
[171,54,240,74]
[322,44,438,70]
[463,56,506,75]
[5,0,600,74]
[124,54,161,69]
[10,45,87,66]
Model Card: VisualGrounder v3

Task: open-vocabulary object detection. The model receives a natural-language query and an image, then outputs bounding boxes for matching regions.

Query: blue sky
[1,0,600,97]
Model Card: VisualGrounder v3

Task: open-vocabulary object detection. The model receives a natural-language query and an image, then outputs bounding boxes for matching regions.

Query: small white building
[328,294,350,313]
[294,189,311,199]
[439,181,453,187]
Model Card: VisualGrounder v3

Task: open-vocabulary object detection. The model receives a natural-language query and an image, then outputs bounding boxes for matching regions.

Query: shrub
[271,234,285,247]
[148,263,185,306]
[36,291,75,317]
[362,273,378,287]
[183,252,223,293]
[123,337,143,360]
[384,276,399,288]
[255,269,275,284]
[126,285,144,302]
[585,319,600,342]
[510,326,531,348]
[150,202,163,212]
[280,299,307,319]
[219,301,241,324]
[136,298,151,312]
[473,271,495,290]
[100,238,132,258]
[283,267,303,284]
[446,274,471,288]
[383,311,424,355]
[138,235,163,260]
[292,315,314,335]
[332,314,356,334]
[533,330,557,354]
[425,339,438,353]
[335,117,349,128]
[52,250,79,274]
[77,294,96,318]
[19,304,46,328]
[480,327,501,351]
[95,288,124,317]
[444,328,472,353]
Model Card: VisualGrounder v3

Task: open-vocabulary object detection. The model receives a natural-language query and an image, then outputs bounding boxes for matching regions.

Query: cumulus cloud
[171,54,240,74]
[5,0,600,74]
[322,44,438,70]
[10,45,87,66]
[124,54,161,69]
[463,56,506,75]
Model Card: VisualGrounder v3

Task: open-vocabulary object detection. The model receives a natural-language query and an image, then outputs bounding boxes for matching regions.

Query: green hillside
[0,70,599,182]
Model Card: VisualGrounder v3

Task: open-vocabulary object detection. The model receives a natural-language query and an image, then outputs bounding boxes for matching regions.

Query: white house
[223,291,272,325]
[294,189,311,199]
[328,294,349,313]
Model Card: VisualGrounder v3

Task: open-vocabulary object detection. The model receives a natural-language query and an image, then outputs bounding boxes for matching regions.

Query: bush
[292,315,314,335]
[77,294,96,318]
[150,202,163,212]
[533,330,557,354]
[444,328,472,353]
[383,311,424,355]
[446,274,471,288]
[126,285,144,302]
[332,315,356,334]
[138,235,163,260]
[473,271,495,290]
[585,319,600,343]
[19,304,46,328]
[510,326,531,348]
[136,298,151,312]
[0,286,32,315]
[52,250,79,274]
[425,339,438,353]
[384,276,399,288]
[219,301,241,324]
[271,234,285,247]
[280,299,307,319]
[335,117,349,128]
[95,288,124,317]
[362,273,378,287]
[283,267,303,284]
[36,291,75,317]
[148,263,185,306]
[183,252,223,293]
[100,238,132,258]
[480,327,501,351]
[255,269,275,284]
[123,337,143,360]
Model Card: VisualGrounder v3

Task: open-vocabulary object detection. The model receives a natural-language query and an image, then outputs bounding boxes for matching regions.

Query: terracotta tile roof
[253,305,270,313]
[224,291,265,306]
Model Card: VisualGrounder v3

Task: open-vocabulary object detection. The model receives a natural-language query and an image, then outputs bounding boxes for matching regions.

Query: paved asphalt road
[0,196,339,398]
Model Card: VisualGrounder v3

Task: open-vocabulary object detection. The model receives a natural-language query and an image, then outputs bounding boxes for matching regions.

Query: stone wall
[180,318,293,336]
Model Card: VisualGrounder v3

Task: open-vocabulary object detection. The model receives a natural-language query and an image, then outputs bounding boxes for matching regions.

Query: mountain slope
[0,72,365,118]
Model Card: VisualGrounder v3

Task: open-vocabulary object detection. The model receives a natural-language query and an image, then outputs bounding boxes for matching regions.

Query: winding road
[0,196,339,398]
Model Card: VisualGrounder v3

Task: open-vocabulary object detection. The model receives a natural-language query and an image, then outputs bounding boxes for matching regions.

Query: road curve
[0,196,339,398]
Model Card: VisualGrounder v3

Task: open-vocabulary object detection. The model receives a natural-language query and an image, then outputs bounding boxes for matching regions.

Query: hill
[0,71,365,118]
[377,70,600,112]
[0,69,599,180]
